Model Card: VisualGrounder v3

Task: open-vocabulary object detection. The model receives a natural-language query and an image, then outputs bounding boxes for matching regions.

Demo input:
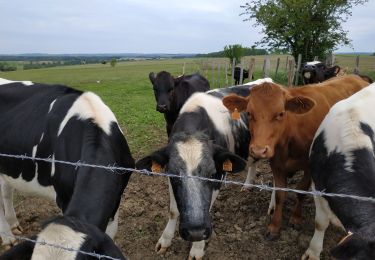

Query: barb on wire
[0,232,121,260]
[0,152,375,204]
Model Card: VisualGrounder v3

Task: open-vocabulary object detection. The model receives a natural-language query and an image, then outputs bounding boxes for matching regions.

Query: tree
[110,58,117,67]
[241,0,368,62]
[223,44,245,65]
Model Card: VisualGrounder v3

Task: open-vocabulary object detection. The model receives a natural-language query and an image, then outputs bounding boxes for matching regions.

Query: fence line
[1,151,375,257]
[0,232,121,260]
[0,152,375,204]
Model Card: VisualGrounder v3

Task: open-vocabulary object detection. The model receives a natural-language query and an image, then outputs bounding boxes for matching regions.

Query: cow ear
[285,96,315,114]
[135,147,169,172]
[174,75,184,87]
[222,94,248,113]
[0,239,35,260]
[213,145,247,173]
[149,72,156,84]
[331,233,366,259]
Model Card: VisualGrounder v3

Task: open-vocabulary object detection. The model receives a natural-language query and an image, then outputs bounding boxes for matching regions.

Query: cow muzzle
[156,104,168,113]
[179,224,212,242]
[250,144,272,159]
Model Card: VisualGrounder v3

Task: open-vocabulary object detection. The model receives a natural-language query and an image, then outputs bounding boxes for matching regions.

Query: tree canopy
[241,0,368,62]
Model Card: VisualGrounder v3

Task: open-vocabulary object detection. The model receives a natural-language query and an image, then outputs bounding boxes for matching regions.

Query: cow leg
[302,183,330,260]
[155,179,179,254]
[266,172,286,240]
[1,183,22,235]
[289,170,311,228]
[189,240,205,260]
[267,180,276,215]
[0,179,16,248]
[241,157,257,191]
[105,209,119,239]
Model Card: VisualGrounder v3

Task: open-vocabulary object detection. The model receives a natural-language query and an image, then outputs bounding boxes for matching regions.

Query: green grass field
[1,55,374,158]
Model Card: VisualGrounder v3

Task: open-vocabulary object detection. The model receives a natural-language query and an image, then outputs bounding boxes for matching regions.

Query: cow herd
[0,71,373,259]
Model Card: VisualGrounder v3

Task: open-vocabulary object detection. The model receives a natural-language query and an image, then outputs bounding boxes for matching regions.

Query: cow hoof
[264,231,280,241]
[188,256,203,260]
[301,249,319,260]
[240,186,250,192]
[2,239,17,251]
[288,221,302,231]
[11,225,23,235]
[155,242,168,255]
[267,208,274,215]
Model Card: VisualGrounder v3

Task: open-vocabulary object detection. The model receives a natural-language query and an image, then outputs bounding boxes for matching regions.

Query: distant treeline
[0,62,17,72]
[196,48,268,58]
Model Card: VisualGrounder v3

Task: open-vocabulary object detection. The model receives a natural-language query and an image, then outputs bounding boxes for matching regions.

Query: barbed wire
[0,232,121,260]
[1,151,375,258]
[0,152,374,203]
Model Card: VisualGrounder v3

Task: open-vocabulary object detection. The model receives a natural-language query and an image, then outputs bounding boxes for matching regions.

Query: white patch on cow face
[49,99,57,113]
[180,93,236,151]
[313,83,375,171]
[176,138,203,176]
[58,92,117,136]
[32,223,86,260]
[243,77,273,85]
[0,78,33,86]
[305,61,322,66]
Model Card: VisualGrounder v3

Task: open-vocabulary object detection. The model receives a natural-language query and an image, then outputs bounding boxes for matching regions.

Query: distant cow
[222,75,371,239]
[0,216,127,259]
[0,78,134,251]
[302,82,375,260]
[149,71,210,137]
[234,67,249,85]
[136,79,272,259]
[302,61,341,84]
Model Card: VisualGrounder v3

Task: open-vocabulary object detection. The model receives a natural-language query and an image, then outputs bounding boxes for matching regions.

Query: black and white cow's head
[0,216,126,260]
[302,61,341,84]
[149,71,183,113]
[136,132,246,241]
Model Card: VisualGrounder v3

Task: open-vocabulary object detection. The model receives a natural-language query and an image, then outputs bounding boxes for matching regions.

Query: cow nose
[250,145,269,158]
[156,104,167,113]
[180,227,211,242]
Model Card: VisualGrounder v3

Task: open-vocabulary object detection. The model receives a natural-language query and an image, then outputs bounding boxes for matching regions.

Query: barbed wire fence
[0,151,375,259]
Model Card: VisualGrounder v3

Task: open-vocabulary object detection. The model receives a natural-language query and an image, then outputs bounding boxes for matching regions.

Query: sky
[0,0,374,54]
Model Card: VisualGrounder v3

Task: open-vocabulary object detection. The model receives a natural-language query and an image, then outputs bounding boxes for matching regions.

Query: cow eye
[275,111,285,120]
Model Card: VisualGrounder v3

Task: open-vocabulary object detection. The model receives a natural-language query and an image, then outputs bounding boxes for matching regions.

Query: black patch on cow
[310,127,375,236]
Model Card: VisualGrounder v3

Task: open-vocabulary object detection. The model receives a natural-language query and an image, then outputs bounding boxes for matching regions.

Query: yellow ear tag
[231,108,240,120]
[151,161,162,173]
[223,159,233,172]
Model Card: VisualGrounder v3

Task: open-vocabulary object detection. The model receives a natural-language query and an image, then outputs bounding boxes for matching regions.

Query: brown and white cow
[222,75,371,239]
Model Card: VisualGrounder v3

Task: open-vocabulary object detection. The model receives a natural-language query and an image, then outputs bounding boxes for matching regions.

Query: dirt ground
[10,161,344,260]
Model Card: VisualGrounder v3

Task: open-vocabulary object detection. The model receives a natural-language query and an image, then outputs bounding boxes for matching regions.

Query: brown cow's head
[222,82,315,159]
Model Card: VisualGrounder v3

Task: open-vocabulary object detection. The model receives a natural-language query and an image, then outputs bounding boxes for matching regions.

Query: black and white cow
[149,71,210,137]
[0,78,134,252]
[136,78,273,259]
[302,82,375,260]
[0,216,126,260]
[233,67,250,85]
[302,61,341,84]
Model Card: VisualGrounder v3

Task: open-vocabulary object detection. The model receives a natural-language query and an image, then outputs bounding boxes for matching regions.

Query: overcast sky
[1,0,374,54]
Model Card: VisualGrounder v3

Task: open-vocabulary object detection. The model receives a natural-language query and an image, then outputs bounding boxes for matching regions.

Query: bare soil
[8,161,344,259]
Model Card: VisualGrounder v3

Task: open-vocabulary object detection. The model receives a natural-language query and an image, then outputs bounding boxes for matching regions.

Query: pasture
[0,56,374,259]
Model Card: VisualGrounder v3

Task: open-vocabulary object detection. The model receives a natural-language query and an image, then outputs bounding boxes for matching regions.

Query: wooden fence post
[294,54,302,86]
[248,58,255,81]
[211,63,215,88]
[288,59,295,87]
[231,60,235,85]
[239,64,244,85]
[354,55,360,74]
[275,57,280,78]
[263,56,270,78]
[218,63,221,88]
[285,56,289,71]
[225,63,229,87]
[314,56,319,61]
